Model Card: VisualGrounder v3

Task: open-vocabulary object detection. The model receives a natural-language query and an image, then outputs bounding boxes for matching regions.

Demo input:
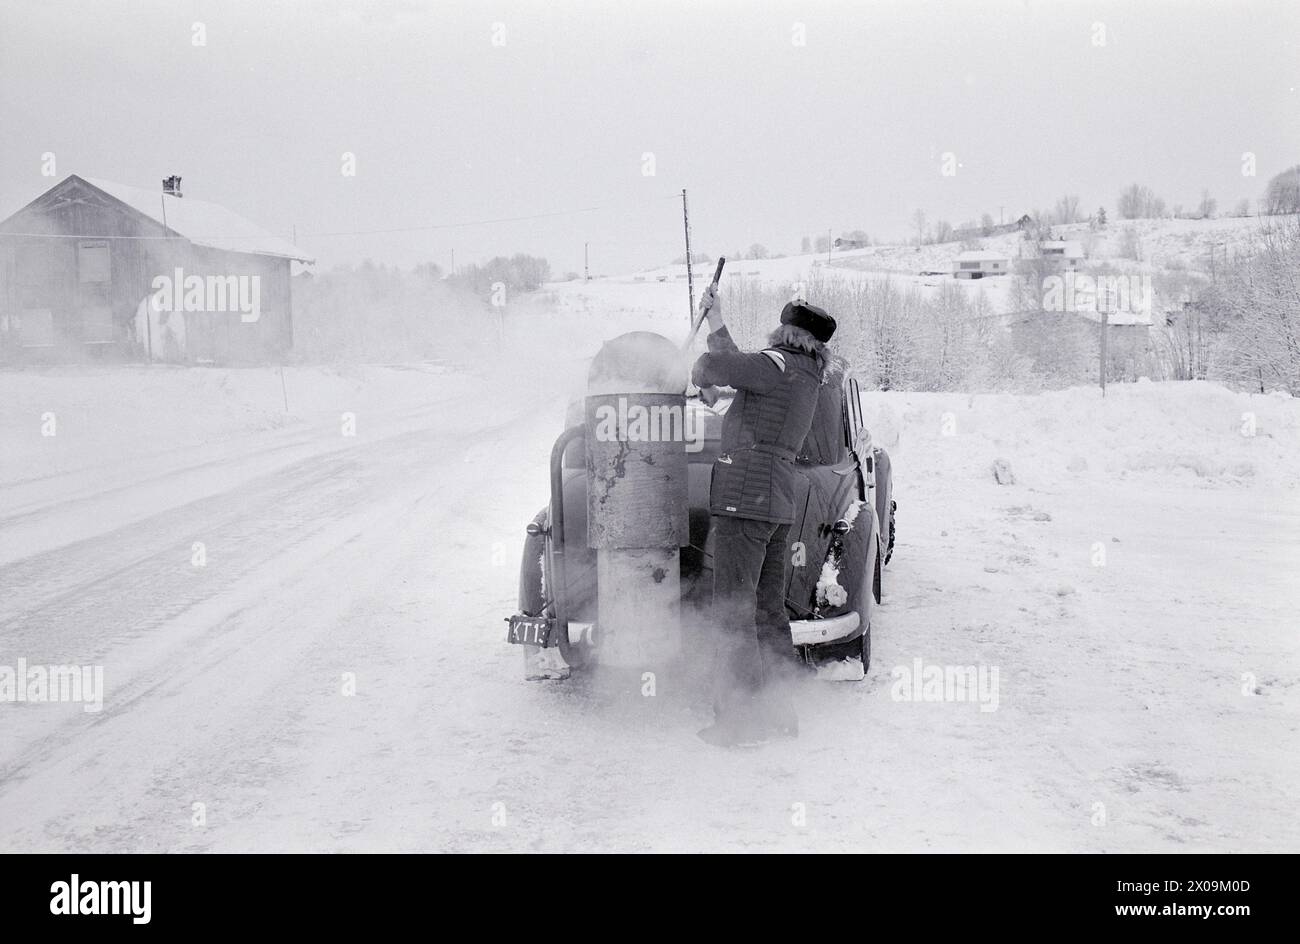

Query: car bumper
[790,611,861,646]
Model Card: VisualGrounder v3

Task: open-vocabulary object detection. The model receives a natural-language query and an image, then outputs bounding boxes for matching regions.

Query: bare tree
[1053,194,1081,224]
[1010,250,1059,311]
[1117,183,1166,219]
[1117,225,1144,261]
[1150,271,1211,380]
[1005,258,1093,388]
[1203,217,1300,393]
[1197,189,1217,219]
[912,209,927,247]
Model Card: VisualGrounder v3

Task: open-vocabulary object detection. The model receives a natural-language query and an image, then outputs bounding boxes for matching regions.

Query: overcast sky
[2,0,1297,274]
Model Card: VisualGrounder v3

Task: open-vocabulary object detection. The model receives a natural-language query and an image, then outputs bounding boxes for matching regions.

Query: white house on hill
[1040,240,1084,270]
[952,250,1010,279]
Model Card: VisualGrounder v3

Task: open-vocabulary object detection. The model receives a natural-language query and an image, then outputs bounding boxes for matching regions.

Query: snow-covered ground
[1,312,1296,850]
[2,247,1296,851]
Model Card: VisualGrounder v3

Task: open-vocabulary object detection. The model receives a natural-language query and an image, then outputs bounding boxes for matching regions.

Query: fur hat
[780,300,836,343]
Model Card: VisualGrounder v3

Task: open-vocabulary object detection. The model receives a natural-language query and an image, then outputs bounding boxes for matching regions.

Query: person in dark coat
[690,285,836,746]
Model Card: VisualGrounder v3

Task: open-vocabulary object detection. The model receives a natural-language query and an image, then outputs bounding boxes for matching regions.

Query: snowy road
[1,372,1297,852]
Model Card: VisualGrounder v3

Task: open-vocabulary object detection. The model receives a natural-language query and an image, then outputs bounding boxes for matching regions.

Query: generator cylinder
[585,331,690,668]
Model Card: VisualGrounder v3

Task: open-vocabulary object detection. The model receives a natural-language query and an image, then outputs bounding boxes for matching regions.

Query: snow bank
[863,380,1300,490]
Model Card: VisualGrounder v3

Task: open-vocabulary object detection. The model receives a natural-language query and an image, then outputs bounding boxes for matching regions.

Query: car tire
[872,545,882,603]
[860,549,878,677]
[860,616,871,674]
[885,499,897,565]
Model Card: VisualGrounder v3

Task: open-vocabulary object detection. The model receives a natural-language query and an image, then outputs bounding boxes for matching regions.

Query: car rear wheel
[860,618,871,674]
[857,549,877,676]
[885,499,897,565]
[872,547,882,603]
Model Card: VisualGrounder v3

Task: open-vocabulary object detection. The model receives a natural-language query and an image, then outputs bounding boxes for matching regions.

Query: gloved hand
[699,284,723,333]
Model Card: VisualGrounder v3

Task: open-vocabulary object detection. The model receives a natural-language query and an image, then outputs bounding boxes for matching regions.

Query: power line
[302,204,604,238]
[0,191,686,243]
[0,206,600,242]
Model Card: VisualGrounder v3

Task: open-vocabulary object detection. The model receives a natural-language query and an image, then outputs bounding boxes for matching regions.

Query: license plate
[505,613,554,646]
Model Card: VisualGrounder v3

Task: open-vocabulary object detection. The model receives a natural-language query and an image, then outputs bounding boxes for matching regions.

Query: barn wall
[0,183,294,365]
[0,198,168,363]
[180,248,293,364]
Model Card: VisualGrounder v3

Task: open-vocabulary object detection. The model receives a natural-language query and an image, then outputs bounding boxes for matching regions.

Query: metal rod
[682,256,727,351]
[682,189,695,329]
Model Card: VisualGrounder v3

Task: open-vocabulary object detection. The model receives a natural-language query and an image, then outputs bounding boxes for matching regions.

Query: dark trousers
[711,514,794,714]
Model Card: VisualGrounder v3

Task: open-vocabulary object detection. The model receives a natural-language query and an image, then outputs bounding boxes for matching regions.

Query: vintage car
[507,362,895,680]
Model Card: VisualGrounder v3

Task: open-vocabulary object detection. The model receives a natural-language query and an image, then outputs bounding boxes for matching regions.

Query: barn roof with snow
[0,175,309,364]
[78,177,313,262]
[0,175,313,263]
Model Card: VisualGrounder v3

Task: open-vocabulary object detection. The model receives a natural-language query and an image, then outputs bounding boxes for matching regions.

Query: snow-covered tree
[1262,165,1300,215]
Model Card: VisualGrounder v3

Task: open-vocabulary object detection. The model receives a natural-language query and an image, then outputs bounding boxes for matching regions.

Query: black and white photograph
[0,0,1297,883]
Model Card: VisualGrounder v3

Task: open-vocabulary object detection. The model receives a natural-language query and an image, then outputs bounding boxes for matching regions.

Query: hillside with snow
[541,214,1295,327]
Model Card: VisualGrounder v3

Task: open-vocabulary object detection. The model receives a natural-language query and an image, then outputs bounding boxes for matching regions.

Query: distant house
[1039,240,1084,271]
[952,250,1010,279]
[0,175,313,364]
[833,237,868,250]
[1006,306,1153,378]
[1075,307,1152,328]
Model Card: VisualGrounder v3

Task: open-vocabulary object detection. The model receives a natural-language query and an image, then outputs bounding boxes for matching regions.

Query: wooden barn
[0,175,313,364]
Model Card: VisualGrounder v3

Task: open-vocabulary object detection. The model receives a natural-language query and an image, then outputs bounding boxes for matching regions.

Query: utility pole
[450,248,455,276]
[584,242,590,281]
[1099,281,1109,397]
[827,228,832,264]
[682,189,695,327]
[1000,206,1005,226]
